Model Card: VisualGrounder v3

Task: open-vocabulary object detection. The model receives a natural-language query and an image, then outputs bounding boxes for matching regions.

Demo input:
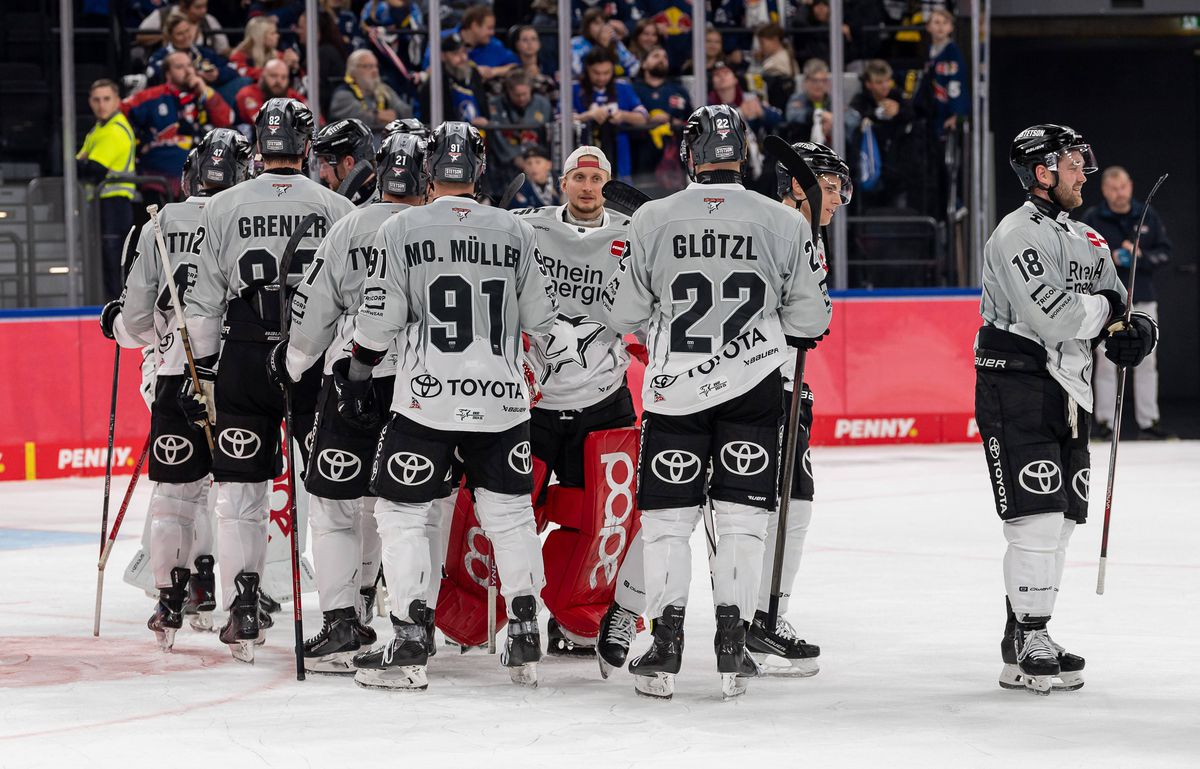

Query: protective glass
[1046,145,1098,175]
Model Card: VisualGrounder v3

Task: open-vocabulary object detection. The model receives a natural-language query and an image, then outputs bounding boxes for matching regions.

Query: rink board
[0,291,980,480]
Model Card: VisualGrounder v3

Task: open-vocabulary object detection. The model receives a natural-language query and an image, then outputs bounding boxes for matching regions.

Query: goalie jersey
[978,199,1124,412]
[602,182,831,415]
[516,205,631,410]
[353,195,559,432]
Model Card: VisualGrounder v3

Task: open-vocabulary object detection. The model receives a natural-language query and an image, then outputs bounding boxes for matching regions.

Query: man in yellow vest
[77,79,137,300]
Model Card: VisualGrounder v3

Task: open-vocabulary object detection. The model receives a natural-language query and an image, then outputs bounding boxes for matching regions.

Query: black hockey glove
[178,357,217,430]
[266,340,293,391]
[1095,289,1127,326]
[332,357,379,430]
[785,329,830,351]
[1104,311,1158,368]
[99,300,122,340]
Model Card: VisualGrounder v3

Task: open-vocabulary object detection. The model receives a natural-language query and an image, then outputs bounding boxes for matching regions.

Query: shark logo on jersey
[452,207,471,222]
[539,314,605,384]
[704,197,725,214]
[272,183,292,197]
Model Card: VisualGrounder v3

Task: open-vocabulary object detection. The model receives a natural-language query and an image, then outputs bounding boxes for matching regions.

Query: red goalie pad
[540,427,641,640]
[434,485,506,648]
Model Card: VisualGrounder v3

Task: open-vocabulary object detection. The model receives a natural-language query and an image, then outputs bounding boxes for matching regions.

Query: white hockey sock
[149,480,206,588]
[188,479,215,563]
[215,481,270,609]
[374,497,434,622]
[424,490,457,609]
[1054,518,1077,592]
[1003,512,1064,620]
[359,496,382,593]
[712,501,768,618]
[473,488,545,604]
[613,527,647,615]
[756,498,813,616]
[310,494,363,613]
[640,505,701,619]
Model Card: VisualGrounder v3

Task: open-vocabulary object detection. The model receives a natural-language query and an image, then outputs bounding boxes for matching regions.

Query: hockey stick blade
[279,213,320,331]
[498,173,526,210]
[763,135,824,256]
[601,180,651,216]
[336,160,375,202]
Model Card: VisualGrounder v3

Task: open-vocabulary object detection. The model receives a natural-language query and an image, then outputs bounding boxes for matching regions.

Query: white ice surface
[1,442,1198,768]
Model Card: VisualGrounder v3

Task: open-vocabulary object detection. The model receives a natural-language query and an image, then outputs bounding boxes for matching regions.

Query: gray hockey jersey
[286,201,409,379]
[115,197,208,376]
[978,200,1124,412]
[353,195,559,432]
[516,205,631,410]
[185,171,356,358]
[603,182,832,415]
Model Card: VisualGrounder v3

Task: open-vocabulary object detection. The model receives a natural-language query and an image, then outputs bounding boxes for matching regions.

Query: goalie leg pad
[435,487,506,648]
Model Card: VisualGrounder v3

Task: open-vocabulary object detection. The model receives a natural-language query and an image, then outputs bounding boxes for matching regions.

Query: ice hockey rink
[2,441,1197,769]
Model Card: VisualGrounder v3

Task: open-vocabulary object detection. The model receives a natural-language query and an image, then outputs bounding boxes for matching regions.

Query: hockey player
[266,132,429,673]
[516,146,638,657]
[99,128,253,650]
[312,118,377,203]
[976,124,1157,695]
[602,105,832,699]
[341,121,560,690]
[185,98,356,662]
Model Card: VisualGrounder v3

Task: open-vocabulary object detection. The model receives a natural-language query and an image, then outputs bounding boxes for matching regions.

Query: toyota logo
[387,452,434,486]
[651,374,678,389]
[219,428,261,460]
[720,441,769,476]
[1018,460,1062,495]
[411,374,442,398]
[153,434,193,466]
[318,449,361,482]
[801,448,813,479]
[651,450,701,484]
[1072,468,1090,502]
[988,436,1000,459]
[508,441,532,474]
[305,429,315,453]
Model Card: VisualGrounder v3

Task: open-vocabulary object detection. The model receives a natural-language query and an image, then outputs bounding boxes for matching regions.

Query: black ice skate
[1000,613,1084,692]
[422,605,437,658]
[304,607,363,675]
[259,592,282,616]
[147,567,190,652]
[219,572,262,663]
[1009,624,1060,696]
[359,584,378,624]
[629,605,685,700]
[501,596,542,687]
[547,617,595,658]
[353,601,430,691]
[184,555,216,631]
[597,602,639,679]
[747,610,820,677]
[715,605,760,699]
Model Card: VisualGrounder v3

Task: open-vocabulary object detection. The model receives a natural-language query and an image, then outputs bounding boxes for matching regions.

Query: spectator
[627,18,663,63]
[359,0,425,94]
[510,24,558,100]
[848,59,916,207]
[229,16,300,83]
[631,45,692,186]
[573,46,647,181]
[489,71,553,194]
[708,1,751,72]
[248,0,305,32]
[686,25,745,80]
[330,49,413,131]
[794,0,865,66]
[644,1,695,74]
[323,0,361,48]
[146,13,246,108]
[1084,167,1174,440]
[708,60,782,134]
[234,58,303,127]
[755,23,798,111]
[417,34,489,127]
[296,9,349,119]
[123,50,234,198]
[572,8,640,78]
[914,8,968,139]
[76,79,136,301]
[136,0,230,55]
[423,4,519,84]
[786,58,855,144]
[509,145,561,209]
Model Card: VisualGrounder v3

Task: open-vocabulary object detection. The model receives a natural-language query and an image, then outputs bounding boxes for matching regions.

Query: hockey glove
[785,329,830,351]
[1104,311,1158,368]
[178,356,217,430]
[99,300,122,340]
[266,340,293,391]
[332,357,379,430]
[1095,289,1127,326]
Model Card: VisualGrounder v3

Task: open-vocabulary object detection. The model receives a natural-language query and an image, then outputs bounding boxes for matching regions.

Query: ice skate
[547,617,594,658]
[359,584,378,625]
[219,572,262,664]
[184,555,216,632]
[422,605,437,658]
[597,602,639,679]
[746,610,820,677]
[629,605,684,700]
[1001,621,1084,692]
[353,601,430,691]
[1010,626,1060,695]
[147,567,190,652]
[501,596,541,687]
[715,606,759,700]
[304,607,363,675]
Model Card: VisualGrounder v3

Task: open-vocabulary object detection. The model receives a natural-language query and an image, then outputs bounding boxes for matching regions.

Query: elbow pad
[351,342,386,367]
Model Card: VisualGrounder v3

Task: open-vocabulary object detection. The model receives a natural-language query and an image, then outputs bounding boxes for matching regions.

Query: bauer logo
[1018,461,1062,495]
[651,450,701,484]
[834,418,917,440]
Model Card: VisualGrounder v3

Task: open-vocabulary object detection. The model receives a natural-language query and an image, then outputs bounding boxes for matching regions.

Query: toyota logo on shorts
[508,441,532,474]
[1072,468,1090,502]
[1018,460,1062,495]
[153,434,193,466]
[411,374,442,398]
[651,450,701,484]
[219,428,261,460]
[720,441,768,476]
[988,436,1001,459]
[387,452,434,486]
[318,449,361,482]
[801,448,813,479]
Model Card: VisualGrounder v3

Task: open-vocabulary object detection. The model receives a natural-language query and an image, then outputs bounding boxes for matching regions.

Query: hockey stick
[337,160,375,201]
[146,205,215,453]
[93,435,151,636]
[497,172,526,210]
[762,135,823,628]
[1096,172,1168,595]
[279,213,320,680]
[487,548,498,654]
[99,225,139,555]
[601,180,651,216]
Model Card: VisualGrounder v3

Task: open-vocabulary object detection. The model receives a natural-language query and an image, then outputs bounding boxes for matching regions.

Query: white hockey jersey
[603,182,831,415]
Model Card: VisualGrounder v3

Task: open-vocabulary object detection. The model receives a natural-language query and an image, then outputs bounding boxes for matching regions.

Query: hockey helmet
[679,104,748,180]
[376,132,428,198]
[425,121,486,185]
[312,118,375,165]
[383,117,431,141]
[775,141,853,204]
[1010,124,1096,190]
[182,128,252,195]
[255,97,314,157]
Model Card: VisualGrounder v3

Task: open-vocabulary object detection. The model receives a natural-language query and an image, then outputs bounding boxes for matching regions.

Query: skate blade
[721,672,750,700]
[228,640,255,664]
[188,611,215,632]
[633,672,674,700]
[750,652,819,678]
[304,651,359,675]
[354,666,429,691]
[999,664,1083,692]
[154,628,178,652]
[548,643,597,658]
[597,655,617,680]
[507,662,538,688]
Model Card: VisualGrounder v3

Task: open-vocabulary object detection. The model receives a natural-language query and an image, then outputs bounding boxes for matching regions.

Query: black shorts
[783,383,815,502]
[637,373,784,511]
[305,373,395,500]
[369,414,532,504]
[149,374,212,484]
[530,385,637,491]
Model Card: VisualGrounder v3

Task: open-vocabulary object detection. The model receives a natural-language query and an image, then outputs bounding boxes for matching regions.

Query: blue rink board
[0,528,98,551]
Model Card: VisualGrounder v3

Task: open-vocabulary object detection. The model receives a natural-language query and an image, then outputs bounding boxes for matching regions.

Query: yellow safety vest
[77,112,137,200]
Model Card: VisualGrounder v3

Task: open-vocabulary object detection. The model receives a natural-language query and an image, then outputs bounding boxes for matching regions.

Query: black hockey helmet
[775,141,853,204]
[1010,124,1097,190]
[425,121,486,185]
[182,128,252,195]
[383,117,431,141]
[679,104,748,180]
[254,97,314,157]
[312,118,375,165]
[376,132,428,198]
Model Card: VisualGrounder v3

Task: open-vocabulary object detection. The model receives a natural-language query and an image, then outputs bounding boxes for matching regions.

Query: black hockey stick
[93,434,151,636]
[279,212,320,679]
[498,172,526,210]
[763,134,823,629]
[337,160,375,202]
[1096,173,1168,595]
[601,180,651,216]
